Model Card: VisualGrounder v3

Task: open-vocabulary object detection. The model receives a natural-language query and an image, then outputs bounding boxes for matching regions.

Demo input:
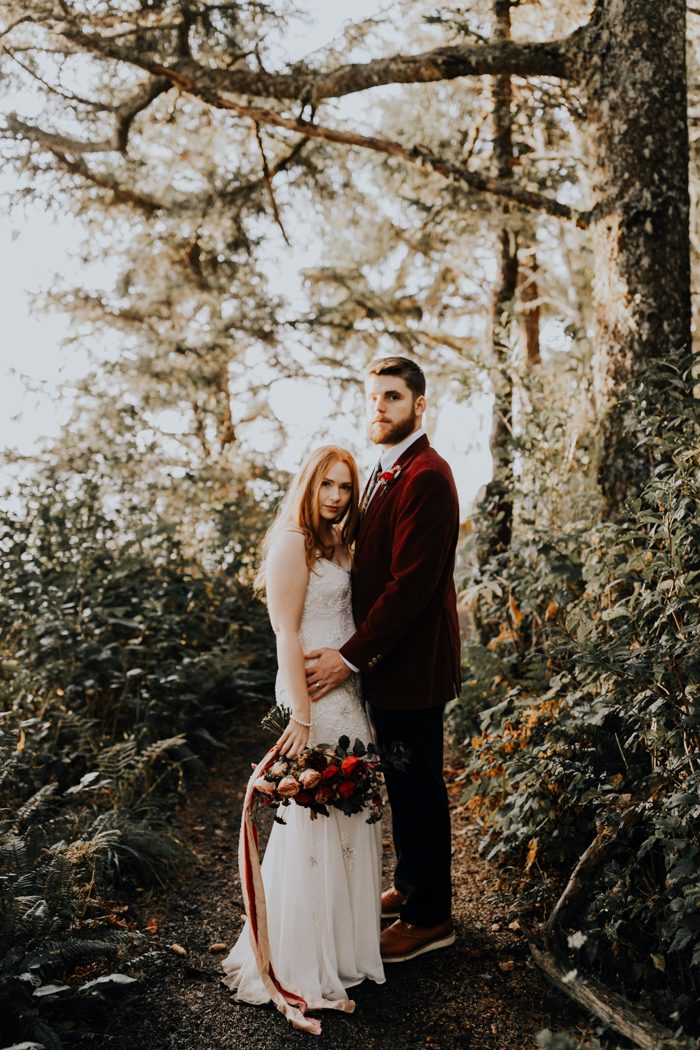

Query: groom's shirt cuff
[339,653,359,673]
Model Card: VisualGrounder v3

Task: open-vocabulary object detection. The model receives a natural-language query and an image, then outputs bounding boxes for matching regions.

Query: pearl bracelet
[290,714,312,728]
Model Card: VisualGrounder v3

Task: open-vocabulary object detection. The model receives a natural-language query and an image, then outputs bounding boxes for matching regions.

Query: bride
[221,446,385,1027]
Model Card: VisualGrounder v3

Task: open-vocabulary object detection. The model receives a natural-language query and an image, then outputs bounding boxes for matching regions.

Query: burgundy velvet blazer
[340,435,461,711]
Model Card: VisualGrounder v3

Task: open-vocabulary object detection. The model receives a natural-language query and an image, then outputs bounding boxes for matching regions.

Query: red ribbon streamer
[238,746,356,1035]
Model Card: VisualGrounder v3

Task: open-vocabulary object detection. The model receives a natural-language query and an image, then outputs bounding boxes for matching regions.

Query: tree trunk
[575,0,691,516]
[480,0,517,558]
[518,249,541,367]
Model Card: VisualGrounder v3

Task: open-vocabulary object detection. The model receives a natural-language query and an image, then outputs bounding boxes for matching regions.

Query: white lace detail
[275,558,371,747]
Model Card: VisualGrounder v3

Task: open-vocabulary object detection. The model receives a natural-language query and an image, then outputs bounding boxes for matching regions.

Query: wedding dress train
[221,557,385,1010]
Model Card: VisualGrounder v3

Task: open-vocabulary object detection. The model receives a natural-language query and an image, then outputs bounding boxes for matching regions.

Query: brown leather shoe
[380,918,455,963]
[381,887,407,919]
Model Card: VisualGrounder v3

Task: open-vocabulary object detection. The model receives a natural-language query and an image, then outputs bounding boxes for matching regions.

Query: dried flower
[299,768,322,789]
[277,776,301,797]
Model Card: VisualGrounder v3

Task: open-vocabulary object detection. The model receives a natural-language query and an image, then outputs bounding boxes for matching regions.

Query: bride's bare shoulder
[267,526,307,567]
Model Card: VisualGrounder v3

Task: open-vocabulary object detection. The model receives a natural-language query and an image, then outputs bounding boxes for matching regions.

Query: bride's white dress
[221,556,385,1007]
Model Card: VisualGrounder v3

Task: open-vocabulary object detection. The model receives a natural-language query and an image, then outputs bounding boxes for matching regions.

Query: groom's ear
[415,394,426,417]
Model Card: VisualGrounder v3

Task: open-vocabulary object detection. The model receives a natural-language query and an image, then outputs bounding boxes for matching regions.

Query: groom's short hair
[366,357,426,399]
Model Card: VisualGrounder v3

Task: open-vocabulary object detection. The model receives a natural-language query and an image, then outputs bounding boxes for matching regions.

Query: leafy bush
[0,460,278,1047]
[451,359,700,1039]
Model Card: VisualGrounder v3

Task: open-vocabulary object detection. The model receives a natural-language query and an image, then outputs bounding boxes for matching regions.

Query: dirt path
[78,700,590,1049]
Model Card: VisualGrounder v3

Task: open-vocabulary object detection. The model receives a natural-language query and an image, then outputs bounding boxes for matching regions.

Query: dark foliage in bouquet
[255,705,408,825]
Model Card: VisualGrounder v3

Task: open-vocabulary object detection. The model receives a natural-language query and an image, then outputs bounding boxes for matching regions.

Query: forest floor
[72,699,596,1050]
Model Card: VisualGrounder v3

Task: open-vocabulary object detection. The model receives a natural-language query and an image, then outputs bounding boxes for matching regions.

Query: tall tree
[481,0,518,554]
[1,0,692,514]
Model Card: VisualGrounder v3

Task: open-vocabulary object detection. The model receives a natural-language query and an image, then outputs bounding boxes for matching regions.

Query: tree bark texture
[572,0,692,516]
[518,250,541,367]
[481,0,517,558]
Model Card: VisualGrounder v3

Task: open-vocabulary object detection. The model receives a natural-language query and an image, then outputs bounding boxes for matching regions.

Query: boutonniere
[376,463,403,495]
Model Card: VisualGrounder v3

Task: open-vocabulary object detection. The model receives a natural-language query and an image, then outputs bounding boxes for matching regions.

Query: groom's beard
[368,408,418,446]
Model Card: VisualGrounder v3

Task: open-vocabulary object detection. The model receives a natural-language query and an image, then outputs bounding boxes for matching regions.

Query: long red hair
[255,446,360,592]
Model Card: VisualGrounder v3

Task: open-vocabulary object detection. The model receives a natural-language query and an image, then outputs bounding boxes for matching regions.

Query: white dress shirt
[366,427,425,506]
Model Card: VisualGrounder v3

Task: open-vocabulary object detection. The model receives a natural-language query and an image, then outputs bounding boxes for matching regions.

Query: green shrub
[0,461,277,1046]
[451,358,700,1039]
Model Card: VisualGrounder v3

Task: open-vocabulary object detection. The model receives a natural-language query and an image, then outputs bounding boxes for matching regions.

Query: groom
[306,356,461,962]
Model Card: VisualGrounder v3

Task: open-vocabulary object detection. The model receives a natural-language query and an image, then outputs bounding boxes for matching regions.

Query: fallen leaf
[508,594,523,627]
[487,623,517,649]
[498,959,515,971]
[170,943,187,956]
[525,836,538,872]
[209,942,228,952]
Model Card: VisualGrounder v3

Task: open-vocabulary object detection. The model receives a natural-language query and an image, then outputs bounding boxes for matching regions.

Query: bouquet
[253,704,407,825]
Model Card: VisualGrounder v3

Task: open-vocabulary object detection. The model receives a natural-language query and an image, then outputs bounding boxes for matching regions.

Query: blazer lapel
[356,434,430,551]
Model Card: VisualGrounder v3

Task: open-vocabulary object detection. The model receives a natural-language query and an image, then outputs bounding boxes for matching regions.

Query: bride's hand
[276,718,310,759]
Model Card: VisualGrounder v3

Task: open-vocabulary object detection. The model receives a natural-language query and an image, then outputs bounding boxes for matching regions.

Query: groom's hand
[305,648,351,701]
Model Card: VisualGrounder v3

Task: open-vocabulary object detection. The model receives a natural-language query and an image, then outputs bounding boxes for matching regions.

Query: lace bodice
[275,557,371,747]
[300,558,355,650]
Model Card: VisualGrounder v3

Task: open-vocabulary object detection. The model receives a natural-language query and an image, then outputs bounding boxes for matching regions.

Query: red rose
[340,755,363,776]
[321,765,339,782]
[315,786,336,804]
[338,781,356,799]
[294,791,314,806]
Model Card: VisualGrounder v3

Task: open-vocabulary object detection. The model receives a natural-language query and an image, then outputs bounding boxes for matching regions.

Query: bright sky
[0,2,492,514]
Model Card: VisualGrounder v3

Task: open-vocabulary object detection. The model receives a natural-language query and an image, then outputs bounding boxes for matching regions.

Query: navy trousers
[370,703,452,926]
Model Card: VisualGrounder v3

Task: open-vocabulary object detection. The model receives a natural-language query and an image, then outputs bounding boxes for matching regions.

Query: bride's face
[317,460,353,523]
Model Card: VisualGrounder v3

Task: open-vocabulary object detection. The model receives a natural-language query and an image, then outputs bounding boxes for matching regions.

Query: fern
[96,733,189,799]
[22,929,136,972]
[13,783,60,833]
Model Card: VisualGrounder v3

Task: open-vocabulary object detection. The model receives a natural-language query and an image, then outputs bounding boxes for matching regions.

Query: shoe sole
[381,931,456,963]
[381,909,401,919]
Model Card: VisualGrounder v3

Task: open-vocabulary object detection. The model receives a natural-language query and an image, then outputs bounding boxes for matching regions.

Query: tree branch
[529,937,684,1050]
[115,77,171,152]
[5,77,170,156]
[253,123,291,245]
[6,112,116,154]
[5,107,308,217]
[521,805,685,1050]
[193,94,589,226]
[543,805,644,934]
[64,29,574,103]
[48,149,164,214]
[0,14,34,40]
[5,92,584,224]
